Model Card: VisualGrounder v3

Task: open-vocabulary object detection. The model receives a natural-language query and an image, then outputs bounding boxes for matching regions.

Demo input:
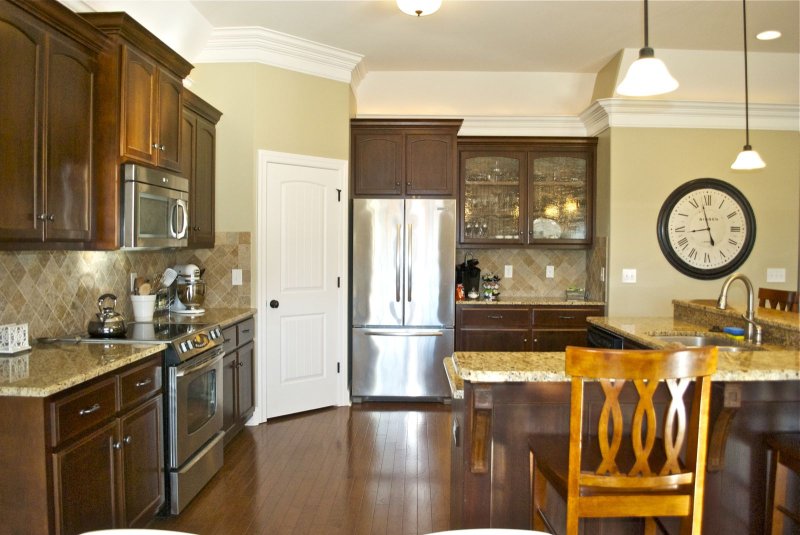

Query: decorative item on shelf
[616,0,678,96]
[731,0,766,170]
[0,323,30,354]
[482,273,501,301]
[565,287,586,301]
[396,0,441,17]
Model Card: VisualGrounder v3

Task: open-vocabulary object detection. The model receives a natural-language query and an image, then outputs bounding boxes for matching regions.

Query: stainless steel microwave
[122,163,189,249]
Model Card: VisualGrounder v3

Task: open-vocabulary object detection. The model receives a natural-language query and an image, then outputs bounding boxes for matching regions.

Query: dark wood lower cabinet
[0,354,164,534]
[452,379,800,533]
[222,316,256,446]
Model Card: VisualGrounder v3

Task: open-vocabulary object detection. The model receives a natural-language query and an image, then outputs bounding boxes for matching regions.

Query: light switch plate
[504,265,513,278]
[766,268,786,283]
[232,269,243,286]
[622,268,637,283]
[545,265,555,279]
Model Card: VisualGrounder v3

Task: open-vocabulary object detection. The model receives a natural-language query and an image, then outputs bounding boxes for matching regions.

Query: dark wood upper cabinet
[351,119,462,198]
[82,11,193,249]
[0,0,104,249]
[458,137,597,248]
[182,89,222,249]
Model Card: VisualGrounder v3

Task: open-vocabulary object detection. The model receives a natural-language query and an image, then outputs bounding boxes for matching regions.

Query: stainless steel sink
[650,334,764,352]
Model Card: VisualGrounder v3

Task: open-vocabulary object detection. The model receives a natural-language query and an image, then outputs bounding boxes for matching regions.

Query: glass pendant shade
[616,47,679,96]
[396,0,441,16]
[731,145,766,170]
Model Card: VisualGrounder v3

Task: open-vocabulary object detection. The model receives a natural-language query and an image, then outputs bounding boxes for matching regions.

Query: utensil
[87,294,127,338]
[160,267,178,288]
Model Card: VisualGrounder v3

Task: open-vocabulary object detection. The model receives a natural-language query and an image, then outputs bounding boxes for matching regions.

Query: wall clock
[657,178,756,280]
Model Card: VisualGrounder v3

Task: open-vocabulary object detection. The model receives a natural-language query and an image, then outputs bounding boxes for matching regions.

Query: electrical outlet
[504,265,513,278]
[600,267,605,282]
[766,268,786,283]
[130,272,137,292]
[232,269,243,286]
[545,265,555,279]
[622,268,637,283]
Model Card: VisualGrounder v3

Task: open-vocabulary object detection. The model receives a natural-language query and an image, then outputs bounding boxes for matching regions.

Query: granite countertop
[456,297,605,306]
[450,316,799,388]
[0,307,256,398]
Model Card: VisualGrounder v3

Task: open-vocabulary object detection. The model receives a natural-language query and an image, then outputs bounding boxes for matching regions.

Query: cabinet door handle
[152,143,161,149]
[160,144,166,151]
[487,314,503,319]
[558,316,576,320]
[135,378,152,388]
[78,403,101,416]
[237,362,245,368]
[123,435,133,445]
[47,214,55,221]
[37,213,48,221]
[113,441,122,450]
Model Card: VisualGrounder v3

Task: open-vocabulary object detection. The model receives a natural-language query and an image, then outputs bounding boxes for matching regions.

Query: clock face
[657,178,756,279]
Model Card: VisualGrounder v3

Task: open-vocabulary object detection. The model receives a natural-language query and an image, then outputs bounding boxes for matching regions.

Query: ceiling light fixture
[396,0,441,17]
[731,0,766,170]
[616,0,679,96]
[756,30,781,41]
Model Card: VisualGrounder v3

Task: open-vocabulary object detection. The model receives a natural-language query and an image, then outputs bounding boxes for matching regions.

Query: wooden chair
[764,433,800,534]
[758,288,799,312]
[529,346,718,535]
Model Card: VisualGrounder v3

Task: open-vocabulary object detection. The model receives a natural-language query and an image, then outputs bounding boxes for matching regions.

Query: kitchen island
[447,307,800,534]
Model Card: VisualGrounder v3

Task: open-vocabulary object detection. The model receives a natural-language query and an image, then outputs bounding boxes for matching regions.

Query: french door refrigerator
[351,198,455,400]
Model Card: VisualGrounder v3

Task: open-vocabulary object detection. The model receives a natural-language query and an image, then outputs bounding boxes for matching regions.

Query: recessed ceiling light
[756,30,782,40]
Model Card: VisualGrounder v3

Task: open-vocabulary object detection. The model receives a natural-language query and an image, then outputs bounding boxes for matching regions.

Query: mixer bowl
[176,280,206,310]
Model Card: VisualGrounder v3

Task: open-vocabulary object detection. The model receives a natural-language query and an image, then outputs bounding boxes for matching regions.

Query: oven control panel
[173,326,223,362]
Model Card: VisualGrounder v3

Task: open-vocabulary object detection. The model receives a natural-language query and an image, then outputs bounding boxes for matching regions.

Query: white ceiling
[67,0,799,75]
[187,0,799,73]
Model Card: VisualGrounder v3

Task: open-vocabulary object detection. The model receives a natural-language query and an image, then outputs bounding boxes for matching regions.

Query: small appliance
[121,163,189,249]
[172,263,206,315]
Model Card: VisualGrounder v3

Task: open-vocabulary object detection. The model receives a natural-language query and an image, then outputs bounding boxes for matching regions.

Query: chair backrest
[758,288,799,312]
[564,346,718,494]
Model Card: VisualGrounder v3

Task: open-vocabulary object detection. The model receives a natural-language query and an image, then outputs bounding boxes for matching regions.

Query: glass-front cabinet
[459,138,596,247]
[461,152,525,244]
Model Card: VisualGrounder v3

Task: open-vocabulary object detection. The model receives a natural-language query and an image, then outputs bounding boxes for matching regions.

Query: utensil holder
[131,294,156,322]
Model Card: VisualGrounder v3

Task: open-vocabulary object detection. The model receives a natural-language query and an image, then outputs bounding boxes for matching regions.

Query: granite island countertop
[448,316,799,393]
[0,307,256,398]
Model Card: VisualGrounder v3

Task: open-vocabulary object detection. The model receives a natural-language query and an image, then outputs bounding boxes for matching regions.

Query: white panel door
[265,160,341,418]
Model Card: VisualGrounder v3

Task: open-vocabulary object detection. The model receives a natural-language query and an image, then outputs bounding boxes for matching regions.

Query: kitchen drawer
[118,355,162,411]
[458,306,531,328]
[222,325,237,354]
[51,377,117,447]
[237,317,255,346]
[532,306,604,328]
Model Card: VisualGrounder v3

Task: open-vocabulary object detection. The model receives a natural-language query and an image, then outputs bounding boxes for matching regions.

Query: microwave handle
[173,200,189,239]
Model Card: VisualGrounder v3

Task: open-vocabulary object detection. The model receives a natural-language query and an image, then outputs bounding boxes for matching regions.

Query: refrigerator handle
[395,224,402,302]
[407,223,413,302]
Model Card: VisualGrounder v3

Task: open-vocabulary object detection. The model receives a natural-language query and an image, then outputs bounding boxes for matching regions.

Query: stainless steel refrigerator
[351,198,455,400]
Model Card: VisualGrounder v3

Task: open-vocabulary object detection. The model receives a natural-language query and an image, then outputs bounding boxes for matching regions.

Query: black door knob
[269,300,279,309]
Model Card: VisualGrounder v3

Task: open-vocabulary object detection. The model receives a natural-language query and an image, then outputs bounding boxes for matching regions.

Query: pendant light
[731,0,766,170]
[397,0,441,17]
[616,0,679,96]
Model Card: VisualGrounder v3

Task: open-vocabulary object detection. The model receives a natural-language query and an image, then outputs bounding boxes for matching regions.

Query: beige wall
[607,128,800,317]
[187,63,351,233]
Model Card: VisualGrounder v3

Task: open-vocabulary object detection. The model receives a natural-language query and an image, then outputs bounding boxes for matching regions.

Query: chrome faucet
[716,273,762,345]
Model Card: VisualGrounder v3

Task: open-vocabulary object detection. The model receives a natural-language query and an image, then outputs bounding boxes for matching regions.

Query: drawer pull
[223,338,232,343]
[78,403,101,416]
[558,316,576,320]
[487,314,503,320]
[241,329,251,334]
[134,378,152,388]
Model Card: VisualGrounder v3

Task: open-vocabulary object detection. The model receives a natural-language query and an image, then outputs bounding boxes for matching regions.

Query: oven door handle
[175,347,225,377]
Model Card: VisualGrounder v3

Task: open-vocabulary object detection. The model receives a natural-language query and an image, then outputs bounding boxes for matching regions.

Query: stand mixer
[171,264,206,314]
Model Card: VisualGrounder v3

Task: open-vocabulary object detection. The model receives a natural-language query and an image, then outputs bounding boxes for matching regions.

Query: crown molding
[195,26,363,84]
[583,99,799,136]
[356,114,587,137]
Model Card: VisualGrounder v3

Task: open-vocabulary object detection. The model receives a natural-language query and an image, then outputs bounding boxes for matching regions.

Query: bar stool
[765,433,800,534]
[529,346,717,535]
[758,288,798,312]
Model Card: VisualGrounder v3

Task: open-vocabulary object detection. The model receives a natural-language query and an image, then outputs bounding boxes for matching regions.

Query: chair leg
[644,518,657,535]
[565,496,579,535]
[770,458,789,535]
[530,450,549,531]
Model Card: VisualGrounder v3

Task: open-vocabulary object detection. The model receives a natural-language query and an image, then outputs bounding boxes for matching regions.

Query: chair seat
[529,434,680,499]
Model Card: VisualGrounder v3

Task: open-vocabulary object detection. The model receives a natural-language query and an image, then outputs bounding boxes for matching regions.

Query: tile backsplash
[0,232,251,339]
[458,237,607,302]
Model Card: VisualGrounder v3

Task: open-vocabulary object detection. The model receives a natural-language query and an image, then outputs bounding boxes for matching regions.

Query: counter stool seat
[765,433,800,534]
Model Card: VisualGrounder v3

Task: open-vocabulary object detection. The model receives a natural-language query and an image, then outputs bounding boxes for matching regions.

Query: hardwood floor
[149,403,452,535]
